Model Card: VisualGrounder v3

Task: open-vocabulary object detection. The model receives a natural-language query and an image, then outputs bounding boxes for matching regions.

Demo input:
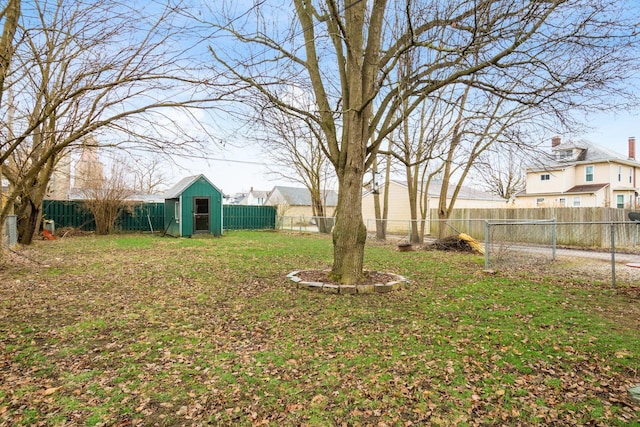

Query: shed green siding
[163,175,223,237]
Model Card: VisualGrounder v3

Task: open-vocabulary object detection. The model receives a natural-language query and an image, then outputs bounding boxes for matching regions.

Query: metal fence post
[484,221,490,270]
[552,218,557,261]
[611,223,616,289]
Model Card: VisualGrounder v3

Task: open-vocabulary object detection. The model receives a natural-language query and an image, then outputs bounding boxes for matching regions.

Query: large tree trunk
[328,0,384,284]
[331,172,367,285]
[0,0,21,264]
[16,194,43,245]
[331,111,369,284]
[14,154,56,244]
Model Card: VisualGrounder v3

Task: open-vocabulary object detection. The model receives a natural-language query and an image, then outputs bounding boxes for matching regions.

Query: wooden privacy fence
[43,201,276,233]
[431,207,640,249]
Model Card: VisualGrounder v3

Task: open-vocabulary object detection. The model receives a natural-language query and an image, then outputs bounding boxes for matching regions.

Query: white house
[514,137,640,208]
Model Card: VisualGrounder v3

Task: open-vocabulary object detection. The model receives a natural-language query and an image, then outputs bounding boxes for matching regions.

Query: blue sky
[580,110,640,156]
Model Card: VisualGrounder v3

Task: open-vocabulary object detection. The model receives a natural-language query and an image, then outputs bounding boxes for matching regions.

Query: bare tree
[472,139,528,202]
[126,155,168,195]
[370,136,392,241]
[257,107,336,233]
[0,0,21,257]
[80,161,135,235]
[204,0,638,284]
[0,0,219,248]
[0,0,20,108]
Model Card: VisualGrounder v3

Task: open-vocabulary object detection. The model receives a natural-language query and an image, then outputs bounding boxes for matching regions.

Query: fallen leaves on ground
[0,233,638,426]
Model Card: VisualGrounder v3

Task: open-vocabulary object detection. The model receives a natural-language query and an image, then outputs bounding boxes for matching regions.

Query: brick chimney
[552,136,561,147]
[629,137,636,160]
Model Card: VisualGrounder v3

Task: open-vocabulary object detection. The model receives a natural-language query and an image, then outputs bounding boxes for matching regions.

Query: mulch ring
[294,270,400,286]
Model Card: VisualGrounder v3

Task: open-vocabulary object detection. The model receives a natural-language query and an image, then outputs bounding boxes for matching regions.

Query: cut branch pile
[54,226,94,238]
[428,233,485,255]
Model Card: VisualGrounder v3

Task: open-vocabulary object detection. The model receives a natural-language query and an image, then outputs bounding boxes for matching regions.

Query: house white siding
[515,137,640,209]
[362,180,505,232]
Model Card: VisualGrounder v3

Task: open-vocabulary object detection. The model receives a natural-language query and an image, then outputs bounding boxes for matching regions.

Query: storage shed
[163,174,223,237]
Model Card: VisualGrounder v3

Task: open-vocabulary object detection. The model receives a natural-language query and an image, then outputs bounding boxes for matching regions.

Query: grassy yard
[0,231,638,426]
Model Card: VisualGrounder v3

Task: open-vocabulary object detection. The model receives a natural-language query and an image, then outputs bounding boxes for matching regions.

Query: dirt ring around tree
[287,270,409,294]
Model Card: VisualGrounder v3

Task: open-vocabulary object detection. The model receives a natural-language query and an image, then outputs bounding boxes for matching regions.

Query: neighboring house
[73,137,104,190]
[223,193,248,205]
[514,137,640,208]
[46,152,72,200]
[264,185,338,220]
[46,136,105,200]
[239,187,269,206]
[361,179,506,227]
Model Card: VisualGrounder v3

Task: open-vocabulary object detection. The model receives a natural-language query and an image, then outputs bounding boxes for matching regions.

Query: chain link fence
[483,220,640,288]
[277,216,335,234]
[277,214,640,288]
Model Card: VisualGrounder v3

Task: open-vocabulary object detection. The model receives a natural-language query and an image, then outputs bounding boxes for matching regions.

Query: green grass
[0,231,638,426]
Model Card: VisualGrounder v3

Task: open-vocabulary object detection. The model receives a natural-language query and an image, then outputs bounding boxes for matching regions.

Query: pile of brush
[428,233,485,255]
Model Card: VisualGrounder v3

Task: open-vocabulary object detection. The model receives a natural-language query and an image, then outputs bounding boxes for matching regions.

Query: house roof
[368,179,504,201]
[564,183,609,194]
[266,186,338,206]
[515,183,610,197]
[163,174,221,199]
[224,193,248,205]
[528,140,640,171]
[239,189,269,205]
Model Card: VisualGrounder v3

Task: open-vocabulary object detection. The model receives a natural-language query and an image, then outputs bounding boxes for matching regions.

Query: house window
[630,168,633,184]
[558,149,572,160]
[536,197,545,207]
[618,166,622,182]
[617,195,625,209]
[558,198,566,207]
[585,165,594,182]
[540,174,550,181]
[572,196,581,207]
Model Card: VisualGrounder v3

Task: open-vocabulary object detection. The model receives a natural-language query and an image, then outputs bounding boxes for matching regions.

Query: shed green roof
[163,174,221,199]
